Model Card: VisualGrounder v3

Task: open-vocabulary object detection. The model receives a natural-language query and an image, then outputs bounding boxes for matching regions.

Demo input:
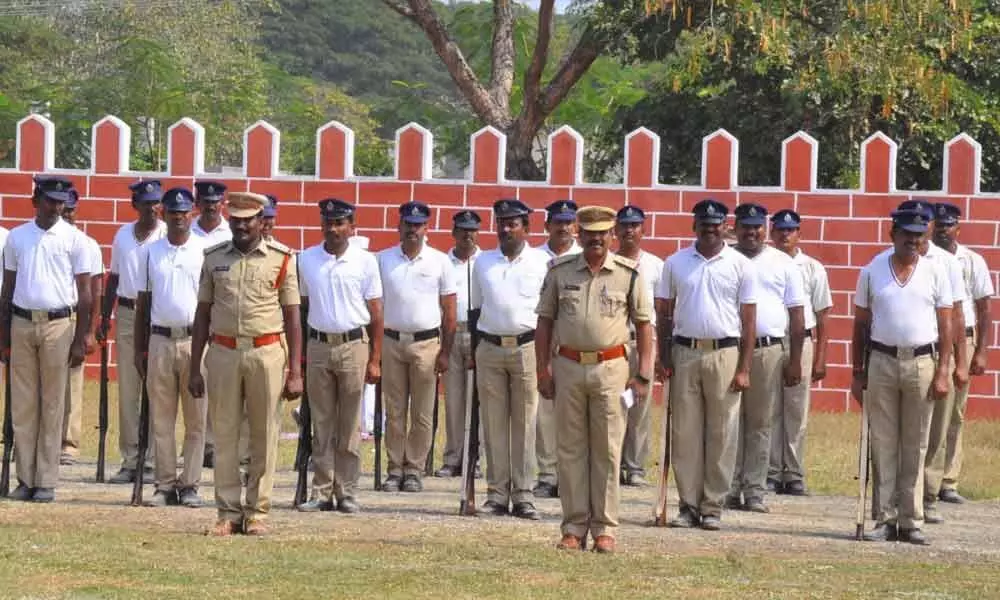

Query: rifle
[855,399,870,541]
[652,383,671,526]
[1,360,12,497]
[293,299,311,506]
[373,381,383,490]
[130,375,150,506]
[459,274,480,515]
[96,324,110,483]
[425,377,440,476]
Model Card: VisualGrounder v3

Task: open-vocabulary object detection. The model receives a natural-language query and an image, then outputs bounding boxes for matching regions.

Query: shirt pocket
[558,287,584,317]
[412,268,440,295]
[211,267,239,304]
[600,290,628,318]
[518,274,544,298]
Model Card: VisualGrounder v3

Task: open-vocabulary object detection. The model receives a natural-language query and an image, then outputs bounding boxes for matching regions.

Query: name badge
[213,265,230,272]
[562,284,581,291]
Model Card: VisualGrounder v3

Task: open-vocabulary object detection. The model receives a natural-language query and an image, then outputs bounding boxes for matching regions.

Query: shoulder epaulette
[265,239,293,255]
[549,254,577,269]
[204,241,230,255]
[612,254,639,271]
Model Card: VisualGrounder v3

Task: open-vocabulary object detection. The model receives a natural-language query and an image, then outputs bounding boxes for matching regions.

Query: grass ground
[1,382,999,599]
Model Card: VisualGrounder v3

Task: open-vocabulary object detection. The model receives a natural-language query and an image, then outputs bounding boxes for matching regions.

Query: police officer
[0,176,93,502]
[536,205,653,554]
[59,189,104,466]
[767,209,833,496]
[926,203,993,508]
[297,199,383,514]
[261,195,278,240]
[534,199,581,498]
[613,206,663,487]
[728,203,806,513]
[189,192,302,536]
[104,180,166,484]
[377,201,457,493]
[656,199,757,531]
[191,180,232,469]
[854,208,952,545]
[471,199,549,519]
[437,210,482,478]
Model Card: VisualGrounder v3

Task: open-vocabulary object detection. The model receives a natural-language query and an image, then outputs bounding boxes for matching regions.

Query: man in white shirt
[767,210,833,496]
[133,187,207,508]
[927,202,994,507]
[534,199,581,499]
[377,201,457,493]
[191,180,232,469]
[854,208,953,545]
[59,189,104,466]
[437,210,482,478]
[471,199,549,519]
[103,180,166,485]
[656,199,757,531]
[297,199,383,514]
[727,204,805,514]
[613,205,663,487]
[0,176,93,502]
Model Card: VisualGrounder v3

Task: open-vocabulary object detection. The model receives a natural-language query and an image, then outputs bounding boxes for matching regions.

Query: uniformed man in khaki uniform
[536,206,654,554]
[189,192,303,536]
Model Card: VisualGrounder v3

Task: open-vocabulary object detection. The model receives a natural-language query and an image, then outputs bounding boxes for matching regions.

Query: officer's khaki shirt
[536,252,651,351]
[198,238,300,337]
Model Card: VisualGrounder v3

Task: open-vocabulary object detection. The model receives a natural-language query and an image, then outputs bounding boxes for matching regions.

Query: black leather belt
[673,335,738,351]
[385,328,439,342]
[310,327,364,345]
[871,340,937,359]
[118,297,136,310]
[151,325,193,338]
[965,326,974,337]
[480,330,535,348]
[12,305,75,322]
[755,336,784,348]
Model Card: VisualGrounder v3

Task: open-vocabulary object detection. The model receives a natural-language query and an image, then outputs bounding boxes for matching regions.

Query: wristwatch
[635,373,651,385]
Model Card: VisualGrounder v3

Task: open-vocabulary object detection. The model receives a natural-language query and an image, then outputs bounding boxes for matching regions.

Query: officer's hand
[134,353,147,379]
[434,350,449,374]
[0,345,9,365]
[69,340,86,368]
[537,370,555,400]
[851,375,865,405]
[466,356,475,370]
[365,359,381,385]
[84,333,98,356]
[931,369,950,400]
[783,360,802,388]
[628,378,649,403]
[953,364,970,389]
[284,373,304,400]
[970,350,987,376]
[729,369,750,392]
[95,317,110,343]
[659,352,673,376]
[189,372,206,399]
[655,362,670,382]
[812,361,827,382]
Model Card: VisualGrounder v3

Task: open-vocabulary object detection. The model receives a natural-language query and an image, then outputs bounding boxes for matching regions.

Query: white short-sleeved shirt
[791,249,833,330]
[748,246,806,337]
[953,243,995,326]
[83,234,103,276]
[471,245,550,335]
[191,218,232,247]
[110,221,167,299]
[0,226,10,296]
[135,235,205,328]
[538,240,582,259]
[4,219,91,310]
[378,244,457,332]
[877,243,966,308]
[621,250,664,328]
[855,252,952,347]
[300,243,382,333]
[450,247,481,324]
[657,244,757,339]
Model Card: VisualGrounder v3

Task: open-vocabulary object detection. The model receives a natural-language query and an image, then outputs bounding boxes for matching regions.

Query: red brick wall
[3,116,999,418]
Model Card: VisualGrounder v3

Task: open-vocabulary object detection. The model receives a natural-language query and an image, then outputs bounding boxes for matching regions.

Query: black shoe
[624,472,648,487]
[724,493,743,510]
[899,528,930,545]
[482,500,508,516]
[700,515,722,531]
[512,502,540,520]
[667,508,700,528]
[10,482,33,502]
[532,481,558,498]
[744,496,770,514]
[381,475,402,492]
[766,478,783,494]
[202,447,215,469]
[864,522,898,542]
[108,468,135,485]
[141,466,155,484]
[337,497,360,514]
[31,488,54,503]
[144,490,175,507]
[434,465,460,478]
[782,480,809,496]
[401,474,423,493]
[297,498,335,512]
[923,504,944,524]
[938,489,966,504]
[178,488,204,508]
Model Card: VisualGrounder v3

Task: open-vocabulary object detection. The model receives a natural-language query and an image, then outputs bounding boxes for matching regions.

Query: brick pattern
[2,115,998,418]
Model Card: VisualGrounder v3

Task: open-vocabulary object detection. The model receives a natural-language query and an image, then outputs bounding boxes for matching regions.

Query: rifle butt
[96,345,109,483]
[373,382,382,491]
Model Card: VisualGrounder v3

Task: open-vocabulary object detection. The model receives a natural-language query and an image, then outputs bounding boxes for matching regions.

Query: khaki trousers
[769,339,814,483]
[11,316,73,489]
[554,354,629,540]
[61,364,85,456]
[115,305,144,470]
[148,334,206,492]
[867,350,935,529]
[205,340,287,523]
[670,344,741,518]
[733,344,784,498]
[621,340,653,476]
[442,330,473,469]
[477,340,538,505]
[535,334,560,487]
[381,336,440,477]
[942,335,974,492]
[307,337,368,501]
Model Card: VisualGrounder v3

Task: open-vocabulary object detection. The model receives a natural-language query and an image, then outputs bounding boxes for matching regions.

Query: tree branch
[380,0,414,20]
[521,0,555,130]
[537,24,605,117]
[488,0,515,116]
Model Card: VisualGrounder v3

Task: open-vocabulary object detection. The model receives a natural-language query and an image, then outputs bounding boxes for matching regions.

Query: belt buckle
[171,328,188,340]
[897,346,915,360]
[333,333,347,345]
[501,336,517,349]
[236,337,255,350]
[694,338,714,351]
[31,311,47,324]
[398,332,415,343]
[578,351,599,365]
